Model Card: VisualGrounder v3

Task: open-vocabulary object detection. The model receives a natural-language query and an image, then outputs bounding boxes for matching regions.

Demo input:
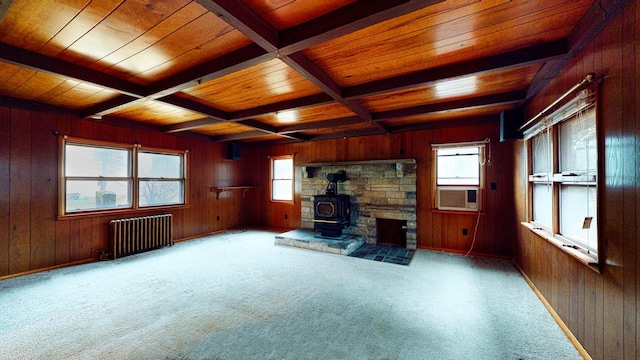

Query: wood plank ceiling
[0,0,620,144]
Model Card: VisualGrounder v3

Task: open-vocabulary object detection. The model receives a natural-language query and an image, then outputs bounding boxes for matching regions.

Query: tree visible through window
[60,137,187,216]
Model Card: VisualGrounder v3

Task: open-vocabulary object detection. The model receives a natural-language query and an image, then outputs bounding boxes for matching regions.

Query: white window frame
[59,136,188,218]
[432,138,489,211]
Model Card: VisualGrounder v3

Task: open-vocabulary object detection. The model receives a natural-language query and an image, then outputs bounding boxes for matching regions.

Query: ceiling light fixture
[435,76,477,98]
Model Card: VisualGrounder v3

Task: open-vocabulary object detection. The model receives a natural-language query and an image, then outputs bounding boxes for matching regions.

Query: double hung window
[60,137,187,216]
[525,88,598,260]
[271,156,294,202]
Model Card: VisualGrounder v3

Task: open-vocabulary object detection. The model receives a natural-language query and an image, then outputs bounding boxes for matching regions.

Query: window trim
[58,136,189,219]
[432,139,489,212]
[523,87,600,269]
[270,155,294,203]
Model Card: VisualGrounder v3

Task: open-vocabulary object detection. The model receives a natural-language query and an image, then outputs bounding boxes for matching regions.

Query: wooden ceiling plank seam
[0,42,146,98]
[194,0,278,52]
[278,0,446,55]
[372,90,526,121]
[343,39,569,100]
[230,93,334,121]
[526,0,632,100]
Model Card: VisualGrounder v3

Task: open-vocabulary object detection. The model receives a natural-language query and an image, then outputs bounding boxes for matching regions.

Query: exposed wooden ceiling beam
[158,95,229,121]
[193,0,278,52]
[526,0,631,100]
[202,0,384,133]
[344,40,569,100]
[373,91,525,121]
[230,93,334,121]
[145,44,273,98]
[278,116,365,134]
[0,95,80,118]
[238,119,312,142]
[163,118,222,133]
[279,0,445,55]
[0,42,146,98]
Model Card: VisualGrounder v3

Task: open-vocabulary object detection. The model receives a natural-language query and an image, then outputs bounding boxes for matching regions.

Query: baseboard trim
[0,258,95,281]
[511,259,592,360]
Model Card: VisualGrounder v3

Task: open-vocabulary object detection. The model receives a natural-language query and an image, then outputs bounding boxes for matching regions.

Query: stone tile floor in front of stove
[347,244,415,266]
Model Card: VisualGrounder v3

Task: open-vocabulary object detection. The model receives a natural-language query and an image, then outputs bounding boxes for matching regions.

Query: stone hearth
[298,159,417,249]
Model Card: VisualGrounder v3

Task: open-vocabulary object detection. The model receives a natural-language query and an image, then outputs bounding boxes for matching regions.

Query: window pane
[138,152,182,178]
[139,180,184,206]
[559,111,596,174]
[273,158,293,179]
[437,150,479,185]
[66,180,131,211]
[273,180,293,201]
[65,144,129,177]
[532,131,550,174]
[532,183,552,229]
[560,184,597,253]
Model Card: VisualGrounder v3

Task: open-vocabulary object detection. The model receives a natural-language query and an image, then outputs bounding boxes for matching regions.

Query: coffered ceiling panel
[0,0,627,145]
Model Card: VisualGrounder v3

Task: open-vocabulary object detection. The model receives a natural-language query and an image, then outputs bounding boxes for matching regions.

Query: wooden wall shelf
[210,186,255,199]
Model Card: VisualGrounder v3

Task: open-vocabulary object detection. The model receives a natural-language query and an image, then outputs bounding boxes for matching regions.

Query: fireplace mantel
[296,159,416,179]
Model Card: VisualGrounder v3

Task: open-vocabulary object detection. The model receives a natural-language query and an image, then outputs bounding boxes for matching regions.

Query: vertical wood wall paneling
[30,112,57,269]
[9,109,32,274]
[622,2,638,359]
[0,107,10,276]
[512,2,640,359]
[601,10,625,359]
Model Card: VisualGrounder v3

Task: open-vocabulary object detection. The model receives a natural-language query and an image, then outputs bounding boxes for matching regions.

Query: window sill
[432,209,485,216]
[520,222,600,273]
[58,204,189,221]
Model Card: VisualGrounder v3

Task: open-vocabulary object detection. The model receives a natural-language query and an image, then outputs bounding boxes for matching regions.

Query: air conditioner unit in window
[436,186,481,212]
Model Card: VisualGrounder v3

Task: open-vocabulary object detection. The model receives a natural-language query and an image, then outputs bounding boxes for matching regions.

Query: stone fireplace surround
[297,159,417,249]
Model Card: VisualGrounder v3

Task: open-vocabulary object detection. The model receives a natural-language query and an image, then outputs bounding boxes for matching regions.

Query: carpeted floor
[0,229,583,360]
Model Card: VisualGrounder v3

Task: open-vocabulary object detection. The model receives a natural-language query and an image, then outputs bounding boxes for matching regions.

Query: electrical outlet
[462,228,468,236]
[285,214,288,219]
[216,215,220,221]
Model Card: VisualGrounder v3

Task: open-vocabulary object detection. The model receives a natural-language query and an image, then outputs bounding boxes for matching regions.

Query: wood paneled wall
[253,121,518,256]
[512,1,639,359]
[0,109,257,278]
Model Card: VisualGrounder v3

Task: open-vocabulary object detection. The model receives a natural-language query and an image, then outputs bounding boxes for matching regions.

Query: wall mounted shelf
[210,186,255,199]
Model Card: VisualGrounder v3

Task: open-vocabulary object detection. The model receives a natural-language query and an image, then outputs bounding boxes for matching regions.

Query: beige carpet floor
[0,229,582,359]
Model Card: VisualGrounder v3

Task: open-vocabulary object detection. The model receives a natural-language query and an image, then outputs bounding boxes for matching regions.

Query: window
[138,151,185,207]
[432,139,488,212]
[525,88,598,261]
[60,137,187,216]
[436,146,481,185]
[271,156,293,201]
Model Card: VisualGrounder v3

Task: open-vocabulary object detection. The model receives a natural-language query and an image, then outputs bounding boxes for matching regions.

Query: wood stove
[313,171,350,237]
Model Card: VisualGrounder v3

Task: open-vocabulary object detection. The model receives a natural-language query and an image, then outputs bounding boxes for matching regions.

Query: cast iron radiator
[108,214,173,259]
